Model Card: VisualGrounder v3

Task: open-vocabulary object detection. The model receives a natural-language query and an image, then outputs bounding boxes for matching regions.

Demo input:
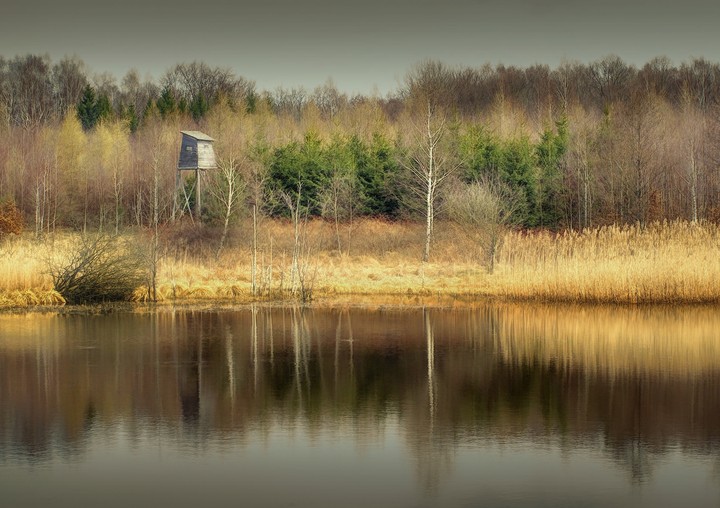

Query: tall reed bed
[0,235,64,306]
[493,221,720,303]
[2,220,720,307]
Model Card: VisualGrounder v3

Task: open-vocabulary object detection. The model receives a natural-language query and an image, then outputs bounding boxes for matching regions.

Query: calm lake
[1,304,719,507]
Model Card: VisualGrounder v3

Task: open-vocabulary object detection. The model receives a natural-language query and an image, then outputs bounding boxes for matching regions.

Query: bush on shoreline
[47,235,147,304]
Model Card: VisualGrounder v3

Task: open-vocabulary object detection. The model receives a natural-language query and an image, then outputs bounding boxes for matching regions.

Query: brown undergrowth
[2,219,720,308]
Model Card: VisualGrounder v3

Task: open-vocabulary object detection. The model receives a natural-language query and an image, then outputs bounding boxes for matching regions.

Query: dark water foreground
[1,304,719,508]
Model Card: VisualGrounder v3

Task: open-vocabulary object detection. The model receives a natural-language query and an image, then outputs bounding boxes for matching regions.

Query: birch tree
[402,61,458,262]
[681,93,702,222]
[407,103,455,261]
[33,126,56,236]
[566,107,600,229]
[619,92,665,224]
[206,97,249,258]
[280,185,313,302]
[208,155,245,257]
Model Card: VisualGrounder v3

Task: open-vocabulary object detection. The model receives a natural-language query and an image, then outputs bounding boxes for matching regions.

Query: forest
[3,54,720,305]
[2,54,720,236]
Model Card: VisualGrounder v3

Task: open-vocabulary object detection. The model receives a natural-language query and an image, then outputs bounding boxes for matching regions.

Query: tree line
[1,53,720,243]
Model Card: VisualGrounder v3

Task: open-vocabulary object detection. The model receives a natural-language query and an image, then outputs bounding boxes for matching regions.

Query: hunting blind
[176,130,217,219]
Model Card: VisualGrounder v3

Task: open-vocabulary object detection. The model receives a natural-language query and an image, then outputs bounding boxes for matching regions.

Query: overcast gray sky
[3,0,720,94]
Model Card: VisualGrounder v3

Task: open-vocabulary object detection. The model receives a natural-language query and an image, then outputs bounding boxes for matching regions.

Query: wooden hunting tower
[176,131,217,219]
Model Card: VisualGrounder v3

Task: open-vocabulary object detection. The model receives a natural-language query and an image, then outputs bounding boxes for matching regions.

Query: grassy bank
[2,219,720,308]
[495,221,720,303]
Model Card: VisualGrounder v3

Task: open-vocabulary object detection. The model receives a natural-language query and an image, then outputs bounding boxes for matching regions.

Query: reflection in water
[1,304,720,506]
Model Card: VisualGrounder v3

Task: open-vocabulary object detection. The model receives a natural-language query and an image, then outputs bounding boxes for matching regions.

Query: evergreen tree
[268,132,331,216]
[498,137,538,227]
[76,85,113,130]
[95,93,113,122]
[156,86,177,119]
[190,93,209,121]
[459,126,502,182]
[125,104,139,133]
[535,117,569,228]
[460,126,542,227]
[356,133,400,216]
[142,98,157,121]
[76,84,98,130]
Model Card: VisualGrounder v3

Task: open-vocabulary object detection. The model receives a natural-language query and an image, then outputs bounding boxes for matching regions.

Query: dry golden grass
[3,219,720,307]
[492,221,720,303]
[0,234,63,307]
[0,235,52,291]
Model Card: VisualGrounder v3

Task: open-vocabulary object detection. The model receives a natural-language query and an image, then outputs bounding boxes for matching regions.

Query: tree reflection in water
[1,304,719,492]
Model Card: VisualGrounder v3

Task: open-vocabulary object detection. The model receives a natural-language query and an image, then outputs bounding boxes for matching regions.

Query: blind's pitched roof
[180,130,215,142]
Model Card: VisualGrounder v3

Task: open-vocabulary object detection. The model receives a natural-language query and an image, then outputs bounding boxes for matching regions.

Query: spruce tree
[77,84,98,130]
[95,93,113,123]
[126,104,139,133]
[190,93,209,121]
[156,86,177,119]
[535,117,569,228]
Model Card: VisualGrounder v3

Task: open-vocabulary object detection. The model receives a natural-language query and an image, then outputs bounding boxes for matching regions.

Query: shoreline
[3,287,720,314]
[3,220,720,310]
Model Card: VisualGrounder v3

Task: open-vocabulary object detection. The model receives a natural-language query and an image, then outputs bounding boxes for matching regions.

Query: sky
[3,0,720,95]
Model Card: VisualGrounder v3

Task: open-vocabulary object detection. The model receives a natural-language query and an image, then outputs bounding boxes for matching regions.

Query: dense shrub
[0,202,24,237]
[48,235,147,304]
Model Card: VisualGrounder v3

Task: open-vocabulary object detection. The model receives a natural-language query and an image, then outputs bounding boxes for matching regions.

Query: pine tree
[77,84,98,130]
[126,104,139,133]
[190,93,209,121]
[535,117,569,228]
[95,93,113,122]
[156,86,177,119]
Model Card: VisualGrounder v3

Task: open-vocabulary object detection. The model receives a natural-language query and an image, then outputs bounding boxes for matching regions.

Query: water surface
[1,304,719,507]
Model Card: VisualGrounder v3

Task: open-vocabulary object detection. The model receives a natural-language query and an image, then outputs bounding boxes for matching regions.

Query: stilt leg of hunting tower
[173,170,180,221]
[195,168,202,220]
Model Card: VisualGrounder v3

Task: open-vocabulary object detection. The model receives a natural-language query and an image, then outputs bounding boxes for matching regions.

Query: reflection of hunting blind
[176,131,217,220]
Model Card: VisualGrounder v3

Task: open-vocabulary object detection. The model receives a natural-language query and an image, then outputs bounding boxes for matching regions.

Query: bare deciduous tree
[586,55,636,109]
[445,177,521,273]
[52,56,88,116]
[121,69,159,117]
[208,155,245,258]
[311,79,347,119]
[280,185,314,302]
[269,86,308,120]
[162,61,255,108]
[402,61,459,262]
[319,137,358,255]
[566,106,601,229]
[55,110,87,229]
[679,87,710,223]
[619,92,666,224]
[406,104,456,262]
[6,55,54,129]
